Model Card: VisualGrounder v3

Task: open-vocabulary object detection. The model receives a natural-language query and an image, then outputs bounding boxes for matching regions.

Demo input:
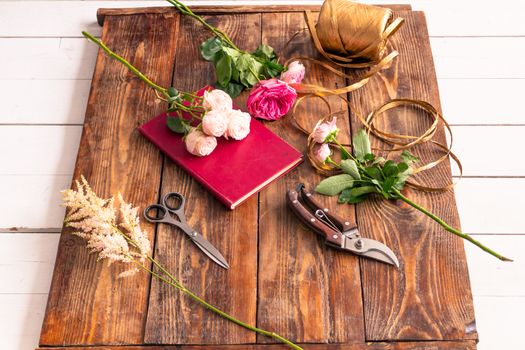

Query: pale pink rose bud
[224,110,251,140]
[312,117,339,143]
[314,143,331,163]
[185,129,217,157]
[247,78,297,121]
[280,61,306,84]
[202,110,228,137]
[202,89,233,112]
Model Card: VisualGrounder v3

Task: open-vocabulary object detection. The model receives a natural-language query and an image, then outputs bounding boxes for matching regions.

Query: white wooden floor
[1,1,524,349]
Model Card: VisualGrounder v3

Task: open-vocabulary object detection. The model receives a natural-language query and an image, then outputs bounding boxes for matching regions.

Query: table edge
[96,4,413,26]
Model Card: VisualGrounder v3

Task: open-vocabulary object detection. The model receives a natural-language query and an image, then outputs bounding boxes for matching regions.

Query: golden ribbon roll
[313,0,403,64]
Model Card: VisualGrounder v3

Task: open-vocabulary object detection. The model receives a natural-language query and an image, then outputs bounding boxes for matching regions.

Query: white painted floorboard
[1,1,524,350]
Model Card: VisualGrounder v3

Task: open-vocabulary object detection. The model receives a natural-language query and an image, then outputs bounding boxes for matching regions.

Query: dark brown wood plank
[347,11,477,341]
[97,5,412,26]
[36,340,477,350]
[143,13,260,344]
[257,12,365,344]
[39,13,180,345]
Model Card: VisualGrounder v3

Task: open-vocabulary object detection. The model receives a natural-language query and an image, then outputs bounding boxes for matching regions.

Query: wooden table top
[37,5,476,350]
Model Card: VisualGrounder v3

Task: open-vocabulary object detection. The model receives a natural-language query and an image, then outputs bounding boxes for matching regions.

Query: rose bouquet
[82,32,251,157]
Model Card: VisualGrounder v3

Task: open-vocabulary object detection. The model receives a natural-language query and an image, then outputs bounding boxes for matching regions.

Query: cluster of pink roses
[185,89,251,156]
[311,117,339,163]
[247,61,305,121]
[186,61,306,156]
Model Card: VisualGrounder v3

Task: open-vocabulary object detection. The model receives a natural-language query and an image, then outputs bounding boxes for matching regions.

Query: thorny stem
[82,31,169,97]
[115,229,301,348]
[82,31,203,117]
[165,0,241,51]
[392,188,513,262]
[130,257,302,349]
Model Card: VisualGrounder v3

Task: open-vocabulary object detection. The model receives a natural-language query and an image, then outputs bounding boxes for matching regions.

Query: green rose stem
[118,233,302,350]
[330,138,356,161]
[139,260,301,349]
[392,188,513,262]
[165,0,241,51]
[324,133,511,261]
[82,31,168,97]
[81,31,203,119]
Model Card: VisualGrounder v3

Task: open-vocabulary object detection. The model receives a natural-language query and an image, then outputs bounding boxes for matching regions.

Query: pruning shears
[286,183,399,268]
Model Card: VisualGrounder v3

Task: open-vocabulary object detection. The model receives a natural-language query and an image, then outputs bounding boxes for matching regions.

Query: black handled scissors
[143,192,229,269]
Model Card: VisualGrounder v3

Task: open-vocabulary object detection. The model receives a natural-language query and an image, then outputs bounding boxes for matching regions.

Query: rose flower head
[203,89,233,112]
[225,109,251,140]
[202,109,228,137]
[312,117,339,143]
[185,128,217,156]
[314,143,332,164]
[247,78,297,121]
[280,61,305,84]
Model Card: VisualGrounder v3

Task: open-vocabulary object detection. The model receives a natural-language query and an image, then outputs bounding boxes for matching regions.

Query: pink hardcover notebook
[139,107,303,209]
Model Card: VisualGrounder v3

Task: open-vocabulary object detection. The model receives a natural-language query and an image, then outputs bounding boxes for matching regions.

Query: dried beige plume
[61,175,151,277]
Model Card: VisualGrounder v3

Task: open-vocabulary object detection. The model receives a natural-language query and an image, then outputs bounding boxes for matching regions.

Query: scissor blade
[344,237,399,268]
[189,233,230,269]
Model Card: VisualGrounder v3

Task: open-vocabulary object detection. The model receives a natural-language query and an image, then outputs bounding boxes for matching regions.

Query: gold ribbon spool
[311,0,404,67]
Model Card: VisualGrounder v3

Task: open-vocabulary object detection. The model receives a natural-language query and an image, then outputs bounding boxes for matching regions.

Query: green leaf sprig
[316,129,512,262]
[163,0,285,98]
[201,37,285,97]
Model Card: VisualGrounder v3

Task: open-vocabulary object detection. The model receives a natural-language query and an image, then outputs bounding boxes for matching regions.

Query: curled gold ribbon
[292,94,463,192]
[286,0,462,192]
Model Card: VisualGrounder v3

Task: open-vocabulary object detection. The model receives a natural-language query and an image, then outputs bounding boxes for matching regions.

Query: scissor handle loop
[143,204,168,222]
[163,192,185,212]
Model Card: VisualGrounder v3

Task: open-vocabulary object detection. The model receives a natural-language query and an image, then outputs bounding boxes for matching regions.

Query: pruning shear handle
[296,183,358,233]
[287,188,344,247]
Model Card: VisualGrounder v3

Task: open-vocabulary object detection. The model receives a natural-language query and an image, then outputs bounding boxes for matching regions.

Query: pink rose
[225,110,251,140]
[203,89,233,112]
[247,78,297,121]
[312,117,339,143]
[314,143,331,163]
[202,109,228,137]
[185,129,217,156]
[280,61,305,84]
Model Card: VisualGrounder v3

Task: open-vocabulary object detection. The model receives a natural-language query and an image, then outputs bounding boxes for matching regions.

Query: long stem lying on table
[82,31,199,111]
[165,0,240,51]
[82,31,168,97]
[61,176,302,350]
[312,127,512,262]
[392,189,512,261]
[138,257,302,349]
